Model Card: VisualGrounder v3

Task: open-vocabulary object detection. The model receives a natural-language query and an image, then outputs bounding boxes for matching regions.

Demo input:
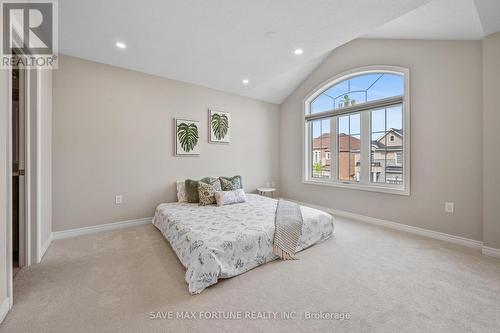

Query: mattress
[152,194,334,294]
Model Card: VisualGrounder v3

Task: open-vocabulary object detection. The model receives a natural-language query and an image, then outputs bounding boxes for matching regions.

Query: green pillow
[220,178,236,191]
[185,179,200,203]
[185,177,222,203]
[201,177,222,191]
[220,175,242,190]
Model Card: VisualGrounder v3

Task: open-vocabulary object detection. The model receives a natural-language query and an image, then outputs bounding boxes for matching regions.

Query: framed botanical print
[209,109,230,143]
[175,118,200,156]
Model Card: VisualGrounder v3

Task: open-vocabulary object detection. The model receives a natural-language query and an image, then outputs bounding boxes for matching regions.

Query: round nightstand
[257,187,276,198]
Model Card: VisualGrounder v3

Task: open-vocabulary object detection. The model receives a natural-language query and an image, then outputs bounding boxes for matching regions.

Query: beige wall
[53,55,280,231]
[483,32,500,249]
[280,39,483,241]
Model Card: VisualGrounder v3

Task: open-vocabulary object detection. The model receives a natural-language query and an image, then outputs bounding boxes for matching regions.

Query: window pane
[324,80,348,103]
[366,74,404,102]
[321,119,331,178]
[370,106,404,185]
[349,73,383,91]
[338,114,360,182]
[371,108,385,132]
[350,113,360,135]
[311,119,331,178]
[371,129,386,184]
[314,73,404,112]
[351,134,361,182]
[311,94,334,114]
[386,106,403,185]
[387,105,403,131]
[311,121,320,178]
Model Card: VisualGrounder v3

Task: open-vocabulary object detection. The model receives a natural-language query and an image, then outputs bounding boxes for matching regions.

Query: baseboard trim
[0,298,10,324]
[482,246,500,258]
[288,199,484,250]
[331,208,483,250]
[46,205,500,260]
[52,217,152,240]
[38,233,53,262]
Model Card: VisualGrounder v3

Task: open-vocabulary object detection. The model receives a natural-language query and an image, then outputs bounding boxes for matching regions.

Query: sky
[311,73,403,139]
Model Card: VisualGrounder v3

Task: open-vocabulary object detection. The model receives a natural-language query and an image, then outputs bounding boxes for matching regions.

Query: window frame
[302,66,410,196]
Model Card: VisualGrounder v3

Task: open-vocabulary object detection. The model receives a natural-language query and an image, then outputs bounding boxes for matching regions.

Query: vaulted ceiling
[59,0,499,104]
[365,0,500,40]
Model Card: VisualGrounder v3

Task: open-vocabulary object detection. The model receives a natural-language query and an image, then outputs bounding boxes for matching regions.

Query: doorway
[11,64,26,278]
[5,58,47,311]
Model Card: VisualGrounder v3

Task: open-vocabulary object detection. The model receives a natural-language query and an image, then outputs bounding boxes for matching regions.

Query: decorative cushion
[176,181,188,202]
[198,182,217,206]
[220,177,237,191]
[185,179,200,203]
[201,176,222,192]
[186,177,222,203]
[215,189,247,207]
[220,175,242,190]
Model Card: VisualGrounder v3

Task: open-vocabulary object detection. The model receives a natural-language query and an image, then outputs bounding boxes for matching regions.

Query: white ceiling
[59,0,432,104]
[364,0,500,40]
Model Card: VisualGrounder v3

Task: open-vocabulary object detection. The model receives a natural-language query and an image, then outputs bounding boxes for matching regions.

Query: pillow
[220,175,242,190]
[220,177,237,191]
[215,189,247,207]
[176,181,188,202]
[186,177,222,203]
[198,182,218,206]
[201,176,222,192]
[185,179,200,203]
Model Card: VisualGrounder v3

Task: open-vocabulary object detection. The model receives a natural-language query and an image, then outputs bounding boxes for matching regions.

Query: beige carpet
[1,217,500,333]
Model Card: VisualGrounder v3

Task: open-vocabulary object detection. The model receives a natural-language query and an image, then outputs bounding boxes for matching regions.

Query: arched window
[304,66,410,194]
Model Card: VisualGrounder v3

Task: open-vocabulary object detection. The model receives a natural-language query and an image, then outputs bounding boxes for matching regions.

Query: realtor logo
[1,0,58,68]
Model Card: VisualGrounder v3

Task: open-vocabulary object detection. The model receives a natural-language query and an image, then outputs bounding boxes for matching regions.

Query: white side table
[257,187,276,198]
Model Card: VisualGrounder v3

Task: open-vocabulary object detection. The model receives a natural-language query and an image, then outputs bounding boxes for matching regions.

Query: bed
[152,193,334,294]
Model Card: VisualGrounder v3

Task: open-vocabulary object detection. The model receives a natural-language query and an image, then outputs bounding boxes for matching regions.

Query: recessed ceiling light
[115,41,127,49]
[242,79,249,85]
[294,48,303,55]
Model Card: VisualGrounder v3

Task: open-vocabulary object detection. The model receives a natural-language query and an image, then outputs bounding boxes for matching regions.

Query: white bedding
[152,194,334,294]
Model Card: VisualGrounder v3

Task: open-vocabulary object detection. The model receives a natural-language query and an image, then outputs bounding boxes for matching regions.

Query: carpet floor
[1,216,500,333]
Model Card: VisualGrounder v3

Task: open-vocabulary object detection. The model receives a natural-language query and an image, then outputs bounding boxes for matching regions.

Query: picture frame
[209,109,231,143]
[175,118,200,156]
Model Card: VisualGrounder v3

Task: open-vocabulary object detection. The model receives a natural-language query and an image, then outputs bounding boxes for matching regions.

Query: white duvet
[152,194,334,294]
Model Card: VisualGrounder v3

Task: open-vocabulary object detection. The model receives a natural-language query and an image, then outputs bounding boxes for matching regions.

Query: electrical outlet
[445,202,454,213]
[115,195,123,205]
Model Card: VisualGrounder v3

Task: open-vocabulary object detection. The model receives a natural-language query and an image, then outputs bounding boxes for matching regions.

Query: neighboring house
[312,133,331,177]
[339,134,360,181]
[312,128,402,184]
[311,133,361,180]
[369,128,403,184]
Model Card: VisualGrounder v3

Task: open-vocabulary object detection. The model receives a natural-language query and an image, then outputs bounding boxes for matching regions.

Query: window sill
[302,179,410,196]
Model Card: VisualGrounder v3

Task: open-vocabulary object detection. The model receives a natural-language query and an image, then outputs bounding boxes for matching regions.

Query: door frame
[15,64,28,269]
[6,66,13,309]
[6,65,43,309]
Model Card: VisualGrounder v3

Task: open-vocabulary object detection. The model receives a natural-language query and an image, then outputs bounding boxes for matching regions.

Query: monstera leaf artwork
[175,119,200,156]
[211,113,229,140]
[209,110,231,143]
[177,123,199,151]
